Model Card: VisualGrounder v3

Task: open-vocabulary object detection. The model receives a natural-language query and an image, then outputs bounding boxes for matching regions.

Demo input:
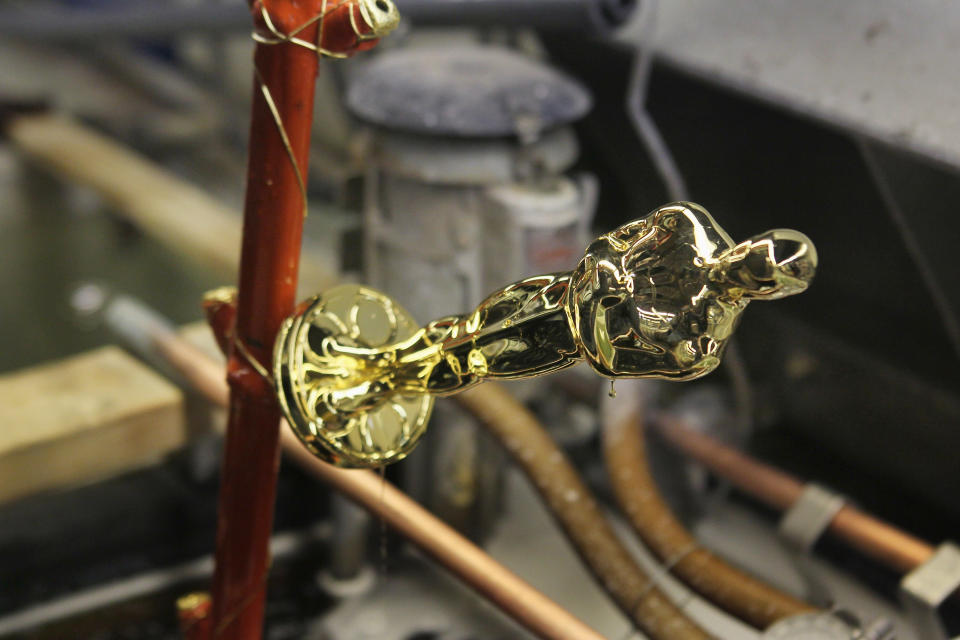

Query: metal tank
[346,44,595,539]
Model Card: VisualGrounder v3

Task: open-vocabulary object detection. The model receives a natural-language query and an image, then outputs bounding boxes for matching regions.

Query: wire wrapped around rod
[456,384,713,640]
[603,406,816,629]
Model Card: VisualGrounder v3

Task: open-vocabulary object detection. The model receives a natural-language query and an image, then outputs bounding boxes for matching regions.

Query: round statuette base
[274,284,434,468]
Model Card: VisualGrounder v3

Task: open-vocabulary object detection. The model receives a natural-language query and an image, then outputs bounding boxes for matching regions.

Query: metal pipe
[655,415,936,575]
[136,321,607,640]
[280,419,608,640]
[196,290,708,638]
[207,2,331,635]
[603,405,815,629]
[456,385,713,640]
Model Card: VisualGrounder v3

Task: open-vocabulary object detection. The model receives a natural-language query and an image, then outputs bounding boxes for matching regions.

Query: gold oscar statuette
[273,202,817,467]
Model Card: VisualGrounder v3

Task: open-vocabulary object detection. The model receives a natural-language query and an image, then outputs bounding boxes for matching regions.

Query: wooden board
[0,346,185,504]
[7,114,336,293]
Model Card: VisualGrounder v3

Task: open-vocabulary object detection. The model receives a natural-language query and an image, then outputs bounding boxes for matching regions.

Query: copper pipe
[831,511,932,575]
[195,293,711,638]
[456,385,713,640]
[604,409,815,629]
[150,330,606,640]
[280,431,606,640]
[655,416,935,575]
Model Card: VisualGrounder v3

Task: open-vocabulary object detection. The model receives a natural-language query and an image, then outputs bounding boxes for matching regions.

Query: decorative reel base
[274,284,434,468]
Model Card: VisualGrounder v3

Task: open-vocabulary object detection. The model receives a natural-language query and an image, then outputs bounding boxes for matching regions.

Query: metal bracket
[777,483,845,606]
[900,542,960,640]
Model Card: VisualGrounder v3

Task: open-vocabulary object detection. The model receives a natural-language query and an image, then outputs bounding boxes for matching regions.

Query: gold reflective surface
[276,202,817,467]
[274,285,433,467]
[356,0,401,37]
[568,202,817,380]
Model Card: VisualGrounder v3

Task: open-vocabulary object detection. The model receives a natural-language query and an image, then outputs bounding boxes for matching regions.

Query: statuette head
[566,202,816,381]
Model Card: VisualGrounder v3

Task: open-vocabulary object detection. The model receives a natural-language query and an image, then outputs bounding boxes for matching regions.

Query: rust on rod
[655,415,935,575]
[603,409,816,629]
[149,328,607,640]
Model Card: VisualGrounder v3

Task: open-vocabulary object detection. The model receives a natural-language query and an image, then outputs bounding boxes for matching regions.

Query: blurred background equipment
[352,43,595,543]
[1,0,959,639]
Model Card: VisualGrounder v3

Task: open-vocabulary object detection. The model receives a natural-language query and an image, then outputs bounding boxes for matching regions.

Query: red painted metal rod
[207,2,384,638]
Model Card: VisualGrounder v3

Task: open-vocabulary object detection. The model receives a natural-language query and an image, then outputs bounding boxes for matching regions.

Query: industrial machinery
[0,1,958,639]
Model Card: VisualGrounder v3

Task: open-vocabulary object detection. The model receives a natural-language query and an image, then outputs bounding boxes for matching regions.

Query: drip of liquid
[378,465,388,577]
[609,379,617,398]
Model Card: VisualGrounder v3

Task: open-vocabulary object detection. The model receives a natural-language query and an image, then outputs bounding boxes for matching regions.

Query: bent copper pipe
[603,408,816,630]
[456,385,713,640]
[654,415,935,576]
[129,293,712,639]
[149,329,606,640]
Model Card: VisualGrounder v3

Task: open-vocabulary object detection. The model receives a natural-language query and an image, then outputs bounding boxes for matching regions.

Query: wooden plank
[0,346,185,504]
[6,113,335,293]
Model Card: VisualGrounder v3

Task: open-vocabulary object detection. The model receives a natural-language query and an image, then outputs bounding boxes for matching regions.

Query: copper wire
[232,329,274,382]
[254,1,377,59]
[234,0,376,375]
[251,0,378,223]
[253,66,307,220]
